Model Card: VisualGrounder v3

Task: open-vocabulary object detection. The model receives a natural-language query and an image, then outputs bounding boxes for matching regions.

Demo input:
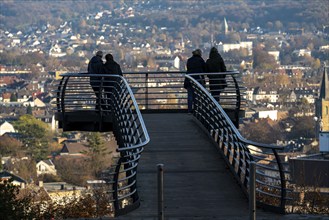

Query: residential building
[154,55,181,70]
[43,182,84,204]
[292,49,311,57]
[252,87,278,103]
[288,88,316,104]
[0,170,27,188]
[36,159,57,176]
[268,50,280,64]
[0,121,16,136]
[218,41,253,56]
[252,107,278,121]
[60,142,89,156]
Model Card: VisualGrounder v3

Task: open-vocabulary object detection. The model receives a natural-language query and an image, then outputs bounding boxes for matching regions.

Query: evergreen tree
[26,104,33,115]
[14,114,50,161]
[10,93,17,102]
[86,132,109,176]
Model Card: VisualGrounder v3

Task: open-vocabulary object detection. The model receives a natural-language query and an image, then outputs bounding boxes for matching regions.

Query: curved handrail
[54,73,149,216]
[124,71,246,128]
[185,74,288,213]
[186,73,283,150]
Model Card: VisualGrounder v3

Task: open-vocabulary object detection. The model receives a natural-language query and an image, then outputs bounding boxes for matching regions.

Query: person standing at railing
[205,47,227,102]
[185,49,206,113]
[102,53,123,76]
[87,50,104,111]
[102,53,123,112]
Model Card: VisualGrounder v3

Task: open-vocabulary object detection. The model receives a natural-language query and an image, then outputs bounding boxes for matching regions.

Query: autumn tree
[54,156,92,186]
[241,119,283,144]
[275,73,290,87]
[225,48,249,60]
[288,116,315,140]
[253,45,279,71]
[274,20,283,31]
[5,159,38,182]
[0,180,113,219]
[0,181,34,219]
[0,136,24,157]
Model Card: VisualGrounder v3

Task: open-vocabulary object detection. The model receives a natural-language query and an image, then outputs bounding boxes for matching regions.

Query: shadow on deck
[116,113,284,220]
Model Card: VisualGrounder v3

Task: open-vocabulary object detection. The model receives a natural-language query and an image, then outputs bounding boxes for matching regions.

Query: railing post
[249,161,256,220]
[145,73,149,110]
[157,164,164,220]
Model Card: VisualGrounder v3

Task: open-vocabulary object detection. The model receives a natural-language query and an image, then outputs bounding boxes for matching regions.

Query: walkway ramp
[117,113,282,220]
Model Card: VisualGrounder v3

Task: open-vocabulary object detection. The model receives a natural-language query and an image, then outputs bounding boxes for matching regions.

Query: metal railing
[185,74,291,213]
[124,71,246,127]
[54,73,150,216]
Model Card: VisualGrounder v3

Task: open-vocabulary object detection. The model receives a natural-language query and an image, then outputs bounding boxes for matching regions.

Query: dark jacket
[102,60,123,90]
[206,51,227,94]
[87,55,103,88]
[102,60,123,76]
[87,56,103,74]
[185,55,206,88]
[205,51,226,73]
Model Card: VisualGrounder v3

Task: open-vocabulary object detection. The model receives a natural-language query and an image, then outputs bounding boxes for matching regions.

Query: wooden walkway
[115,113,327,220]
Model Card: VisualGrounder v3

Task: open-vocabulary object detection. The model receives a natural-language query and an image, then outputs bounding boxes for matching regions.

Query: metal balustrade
[185,74,291,213]
[124,71,246,127]
[54,73,150,216]
[53,71,295,215]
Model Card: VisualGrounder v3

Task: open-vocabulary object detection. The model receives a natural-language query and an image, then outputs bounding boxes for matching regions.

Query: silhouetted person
[102,53,123,76]
[185,49,206,113]
[102,53,123,112]
[205,47,227,101]
[87,50,103,110]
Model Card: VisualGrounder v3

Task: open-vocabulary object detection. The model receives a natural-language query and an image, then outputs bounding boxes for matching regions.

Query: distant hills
[0,0,328,33]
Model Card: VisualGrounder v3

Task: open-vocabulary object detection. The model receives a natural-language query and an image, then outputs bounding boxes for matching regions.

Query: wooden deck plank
[116,113,283,219]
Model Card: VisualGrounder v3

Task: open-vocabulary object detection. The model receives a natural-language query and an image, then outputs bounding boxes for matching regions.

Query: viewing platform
[54,72,329,219]
[116,113,283,220]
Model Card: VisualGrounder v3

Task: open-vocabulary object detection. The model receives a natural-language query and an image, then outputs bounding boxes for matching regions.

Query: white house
[0,121,16,136]
[253,87,278,103]
[36,159,57,176]
[154,55,181,70]
[292,49,311,57]
[49,44,66,57]
[268,51,280,64]
[34,97,46,108]
[245,89,254,101]
[218,41,253,56]
[256,109,278,121]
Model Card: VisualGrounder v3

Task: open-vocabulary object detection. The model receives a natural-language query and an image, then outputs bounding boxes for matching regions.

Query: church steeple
[224,17,228,35]
[319,67,329,100]
[317,67,329,132]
